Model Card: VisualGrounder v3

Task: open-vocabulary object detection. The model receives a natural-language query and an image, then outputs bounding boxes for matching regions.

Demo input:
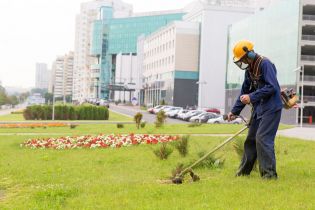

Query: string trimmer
[172,113,252,184]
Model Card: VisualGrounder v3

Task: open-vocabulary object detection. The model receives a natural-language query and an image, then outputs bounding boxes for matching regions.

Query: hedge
[23,105,109,120]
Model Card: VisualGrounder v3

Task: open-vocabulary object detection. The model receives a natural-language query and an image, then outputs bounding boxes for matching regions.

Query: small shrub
[153,143,173,160]
[175,135,190,157]
[188,122,202,127]
[69,124,77,129]
[155,110,167,128]
[117,123,124,129]
[134,112,143,129]
[140,121,146,128]
[193,151,225,169]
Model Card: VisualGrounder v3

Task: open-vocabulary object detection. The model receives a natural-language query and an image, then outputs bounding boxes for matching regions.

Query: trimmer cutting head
[171,169,200,184]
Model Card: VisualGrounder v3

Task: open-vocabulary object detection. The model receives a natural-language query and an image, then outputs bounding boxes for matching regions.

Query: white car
[153,106,172,114]
[165,107,182,117]
[176,110,189,119]
[207,116,243,124]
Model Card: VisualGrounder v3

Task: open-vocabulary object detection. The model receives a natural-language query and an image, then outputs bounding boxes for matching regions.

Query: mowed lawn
[0,132,314,209]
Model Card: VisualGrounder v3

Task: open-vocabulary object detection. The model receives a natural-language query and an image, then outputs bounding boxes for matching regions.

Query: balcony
[304,96,315,102]
[302,35,315,41]
[302,55,315,61]
[304,75,315,82]
[303,15,315,21]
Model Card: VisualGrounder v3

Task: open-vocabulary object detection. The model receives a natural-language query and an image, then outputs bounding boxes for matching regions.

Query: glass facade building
[226,0,315,124]
[90,7,184,99]
[225,0,302,124]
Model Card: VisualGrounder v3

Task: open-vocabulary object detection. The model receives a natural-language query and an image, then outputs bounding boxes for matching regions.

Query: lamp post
[52,85,55,121]
[196,81,207,109]
[293,66,304,127]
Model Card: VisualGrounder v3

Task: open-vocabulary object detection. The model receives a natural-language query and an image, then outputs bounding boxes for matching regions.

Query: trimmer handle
[223,114,236,121]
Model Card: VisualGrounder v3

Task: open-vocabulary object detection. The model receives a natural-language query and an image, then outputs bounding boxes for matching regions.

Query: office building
[141,21,200,107]
[90,7,184,101]
[226,0,315,124]
[73,0,133,102]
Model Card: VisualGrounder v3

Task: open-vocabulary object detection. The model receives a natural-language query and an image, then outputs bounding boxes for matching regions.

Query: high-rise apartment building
[35,63,49,89]
[52,52,74,100]
[73,0,133,103]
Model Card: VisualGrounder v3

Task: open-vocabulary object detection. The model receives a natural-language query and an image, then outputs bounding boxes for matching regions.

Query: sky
[0,0,193,88]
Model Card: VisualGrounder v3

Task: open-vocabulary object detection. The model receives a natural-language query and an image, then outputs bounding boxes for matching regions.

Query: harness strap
[250,55,264,81]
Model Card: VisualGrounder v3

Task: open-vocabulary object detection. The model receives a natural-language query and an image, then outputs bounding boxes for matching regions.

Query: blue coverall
[231,58,283,178]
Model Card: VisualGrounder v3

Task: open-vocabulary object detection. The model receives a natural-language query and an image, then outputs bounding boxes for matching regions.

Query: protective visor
[233,57,249,70]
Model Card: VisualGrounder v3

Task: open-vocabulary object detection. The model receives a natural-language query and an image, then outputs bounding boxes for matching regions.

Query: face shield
[233,57,249,70]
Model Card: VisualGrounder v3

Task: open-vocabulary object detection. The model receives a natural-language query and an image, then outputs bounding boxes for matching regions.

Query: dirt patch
[0,190,6,200]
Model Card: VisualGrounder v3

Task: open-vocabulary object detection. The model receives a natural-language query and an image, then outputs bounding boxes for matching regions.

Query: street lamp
[196,81,207,109]
[52,85,55,121]
[293,66,304,127]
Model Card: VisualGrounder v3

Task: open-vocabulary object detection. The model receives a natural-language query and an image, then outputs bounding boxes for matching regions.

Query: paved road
[277,127,315,141]
[109,104,188,124]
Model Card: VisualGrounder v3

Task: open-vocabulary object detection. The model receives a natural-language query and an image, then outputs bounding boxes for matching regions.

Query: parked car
[148,105,161,114]
[182,110,204,121]
[176,109,189,119]
[166,107,183,118]
[153,105,166,114]
[154,106,173,114]
[100,99,110,108]
[204,108,221,115]
[189,112,219,123]
[207,116,243,124]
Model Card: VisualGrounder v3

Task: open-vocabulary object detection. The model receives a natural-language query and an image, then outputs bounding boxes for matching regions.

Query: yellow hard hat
[233,40,254,62]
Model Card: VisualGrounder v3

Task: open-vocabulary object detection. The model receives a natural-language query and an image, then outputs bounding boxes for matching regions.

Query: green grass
[0,111,132,122]
[108,110,132,121]
[0,113,24,121]
[0,124,244,135]
[0,134,314,209]
[0,123,292,136]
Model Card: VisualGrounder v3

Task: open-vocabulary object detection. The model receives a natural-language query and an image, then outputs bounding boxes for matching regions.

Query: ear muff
[247,51,256,59]
[242,46,256,59]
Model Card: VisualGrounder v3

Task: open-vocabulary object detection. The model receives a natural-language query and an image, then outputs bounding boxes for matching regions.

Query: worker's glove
[281,88,298,109]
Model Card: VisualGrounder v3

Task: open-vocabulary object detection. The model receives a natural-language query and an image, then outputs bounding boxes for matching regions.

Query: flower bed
[0,123,67,128]
[21,134,179,149]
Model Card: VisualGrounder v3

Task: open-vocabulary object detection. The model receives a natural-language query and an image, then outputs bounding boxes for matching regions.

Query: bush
[193,152,225,169]
[175,135,190,157]
[140,121,146,128]
[23,105,109,120]
[155,110,167,128]
[117,123,124,129]
[69,124,77,129]
[134,112,143,129]
[153,143,173,160]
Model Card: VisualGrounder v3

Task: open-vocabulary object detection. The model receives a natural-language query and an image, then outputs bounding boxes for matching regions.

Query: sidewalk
[277,127,315,141]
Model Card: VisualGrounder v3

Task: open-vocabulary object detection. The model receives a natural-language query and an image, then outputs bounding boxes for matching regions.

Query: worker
[227,40,283,179]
